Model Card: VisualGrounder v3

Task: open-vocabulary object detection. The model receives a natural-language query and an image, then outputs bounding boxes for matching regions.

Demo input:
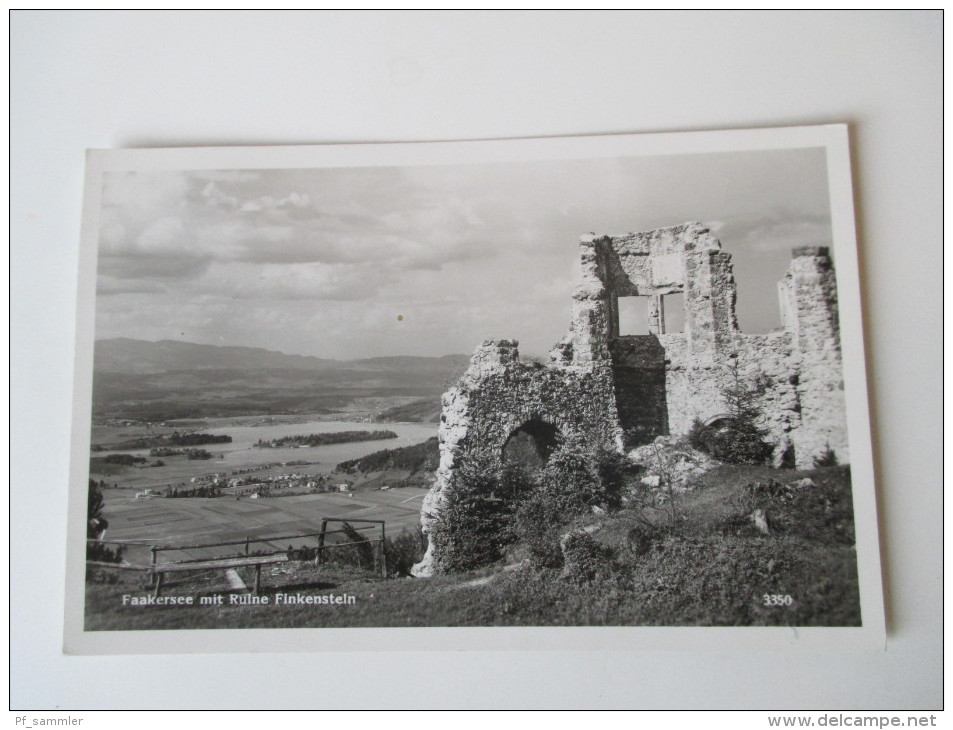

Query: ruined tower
[413,222,847,576]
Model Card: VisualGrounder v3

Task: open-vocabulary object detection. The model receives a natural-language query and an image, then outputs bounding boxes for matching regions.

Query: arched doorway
[502,418,560,469]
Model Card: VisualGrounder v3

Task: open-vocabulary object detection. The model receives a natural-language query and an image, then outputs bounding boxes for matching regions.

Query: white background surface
[10,10,942,709]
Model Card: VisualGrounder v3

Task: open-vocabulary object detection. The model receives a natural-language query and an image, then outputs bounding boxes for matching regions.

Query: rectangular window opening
[663,292,685,333]
[617,296,650,336]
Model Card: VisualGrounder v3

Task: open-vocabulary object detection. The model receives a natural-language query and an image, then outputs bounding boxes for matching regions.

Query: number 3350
[763,594,793,606]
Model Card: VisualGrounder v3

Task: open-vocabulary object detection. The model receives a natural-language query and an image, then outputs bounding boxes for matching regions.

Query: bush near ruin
[428,438,637,573]
[428,459,535,571]
[384,526,429,578]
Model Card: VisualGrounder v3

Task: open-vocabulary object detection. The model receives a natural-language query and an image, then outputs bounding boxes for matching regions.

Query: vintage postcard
[64,126,884,654]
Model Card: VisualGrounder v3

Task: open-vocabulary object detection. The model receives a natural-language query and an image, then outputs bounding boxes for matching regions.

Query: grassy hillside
[85,462,859,629]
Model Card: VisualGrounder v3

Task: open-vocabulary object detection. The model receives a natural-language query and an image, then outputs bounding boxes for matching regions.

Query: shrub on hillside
[432,440,634,573]
[339,521,377,571]
[385,526,428,577]
[560,531,617,584]
[430,459,535,571]
[593,446,630,511]
[535,439,629,513]
[813,445,838,468]
[688,418,774,465]
[86,542,124,564]
[86,479,123,564]
[538,440,603,513]
[512,441,633,569]
[287,545,320,561]
[511,491,565,569]
[321,522,378,571]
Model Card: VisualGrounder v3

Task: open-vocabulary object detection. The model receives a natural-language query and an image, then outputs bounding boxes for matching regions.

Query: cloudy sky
[94,146,832,360]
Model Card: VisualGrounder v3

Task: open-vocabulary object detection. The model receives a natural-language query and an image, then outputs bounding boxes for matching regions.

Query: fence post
[150,546,157,586]
[317,519,329,565]
[379,523,387,579]
[244,536,250,556]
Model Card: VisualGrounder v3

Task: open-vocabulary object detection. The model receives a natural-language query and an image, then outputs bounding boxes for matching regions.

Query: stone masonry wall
[413,339,621,576]
[783,247,848,463]
[610,330,800,460]
[413,223,848,576]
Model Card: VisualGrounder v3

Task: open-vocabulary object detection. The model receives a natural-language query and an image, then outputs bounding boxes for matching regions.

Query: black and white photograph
[64,127,883,652]
[14,9,941,713]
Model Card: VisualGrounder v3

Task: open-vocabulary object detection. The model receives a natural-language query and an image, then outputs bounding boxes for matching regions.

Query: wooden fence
[86,518,387,597]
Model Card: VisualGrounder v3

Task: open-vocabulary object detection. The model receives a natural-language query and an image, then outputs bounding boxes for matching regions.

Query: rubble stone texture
[412,223,847,576]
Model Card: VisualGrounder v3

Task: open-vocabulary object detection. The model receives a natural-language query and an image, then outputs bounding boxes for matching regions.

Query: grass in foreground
[85,464,860,629]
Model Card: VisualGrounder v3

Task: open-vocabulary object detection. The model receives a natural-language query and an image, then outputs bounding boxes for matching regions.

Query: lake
[91,417,438,490]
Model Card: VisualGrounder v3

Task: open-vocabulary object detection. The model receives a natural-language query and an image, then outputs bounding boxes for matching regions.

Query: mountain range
[93,338,469,421]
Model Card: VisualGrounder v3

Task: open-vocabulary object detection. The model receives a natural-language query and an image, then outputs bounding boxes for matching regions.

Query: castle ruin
[413,222,847,576]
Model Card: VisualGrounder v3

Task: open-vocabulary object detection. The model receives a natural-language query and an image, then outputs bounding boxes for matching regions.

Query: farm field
[101,486,430,564]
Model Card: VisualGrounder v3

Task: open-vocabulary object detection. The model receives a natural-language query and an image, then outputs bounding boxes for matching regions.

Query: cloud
[239,192,311,213]
[101,171,189,213]
[200,181,313,219]
[182,260,388,303]
[98,252,212,281]
[105,169,499,277]
[96,277,167,296]
[99,218,126,251]
[723,213,833,253]
[189,171,262,183]
[137,217,188,253]
[200,181,240,210]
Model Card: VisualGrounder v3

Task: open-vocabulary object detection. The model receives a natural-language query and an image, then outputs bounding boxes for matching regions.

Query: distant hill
[336,437,440,475]
[372,398,443,424]
[95,338,470,375]
[92,339,469,421]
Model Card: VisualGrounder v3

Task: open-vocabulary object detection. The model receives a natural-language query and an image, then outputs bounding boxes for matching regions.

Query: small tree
[430,457,535,571]
[813,444,838,468]
[86,479,123,563]
[339,521,376,571]
[537,438,603,514]
[88,478,106,536]
[688,356,774,465]
[722,356,769,421]
[651,443,682,525]
[561,530,617,584]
